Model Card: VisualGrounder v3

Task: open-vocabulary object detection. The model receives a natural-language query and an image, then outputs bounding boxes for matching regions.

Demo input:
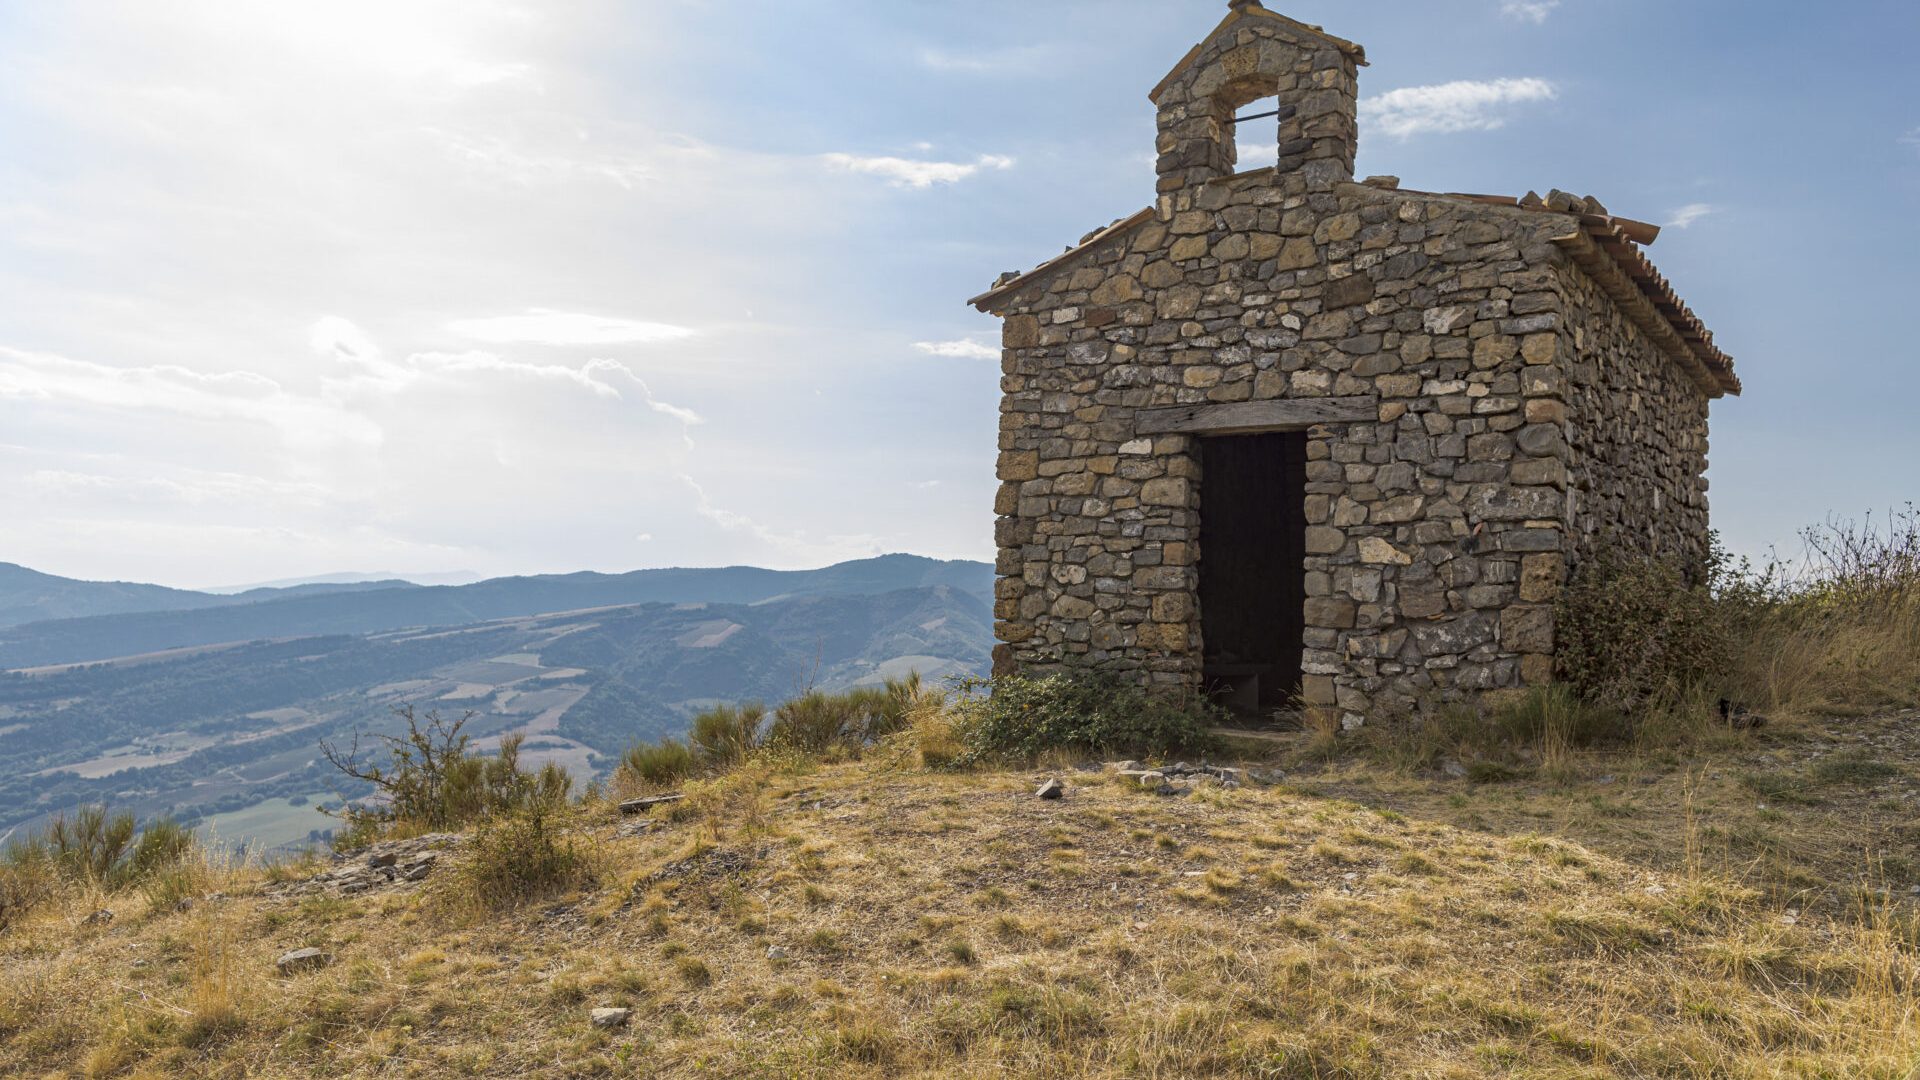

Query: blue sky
[0,0,1914,587]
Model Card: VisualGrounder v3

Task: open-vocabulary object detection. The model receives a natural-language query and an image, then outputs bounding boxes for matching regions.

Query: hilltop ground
[4,708,1917,1078]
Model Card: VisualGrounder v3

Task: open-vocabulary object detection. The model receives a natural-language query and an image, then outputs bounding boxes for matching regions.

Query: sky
[0,0,1915,589]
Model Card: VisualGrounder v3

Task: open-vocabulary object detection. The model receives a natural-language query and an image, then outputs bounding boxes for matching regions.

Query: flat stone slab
[275,947,331,975]
[591,1007,632,1028]
[618,794,684,815]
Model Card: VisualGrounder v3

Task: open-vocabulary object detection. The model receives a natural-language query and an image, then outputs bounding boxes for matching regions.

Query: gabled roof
[1442,189,1739,396]
[966,181,1738,398]
[1148,1,1367,105]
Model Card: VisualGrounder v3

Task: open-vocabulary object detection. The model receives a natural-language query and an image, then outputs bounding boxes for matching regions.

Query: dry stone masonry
[969,1,1738,729]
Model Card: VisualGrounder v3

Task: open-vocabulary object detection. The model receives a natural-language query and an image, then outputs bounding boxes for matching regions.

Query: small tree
[320,705,570,842]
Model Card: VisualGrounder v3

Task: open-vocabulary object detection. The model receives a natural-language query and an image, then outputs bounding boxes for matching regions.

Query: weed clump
[1558,510,1920,720]
[936,671,1218,767]
[449,794,596,913]
[616,676,936,791]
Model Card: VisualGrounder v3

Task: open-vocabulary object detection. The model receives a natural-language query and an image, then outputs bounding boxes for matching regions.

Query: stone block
[1357,537,1412,565]
[1304,525,1345,554]
[1303,596,1358,629]
[1500,605,1554,653]
[998,451,1039,482]
[1518,553,1564,602]
[1140,477,1190,505]
[1275,237,1319,270]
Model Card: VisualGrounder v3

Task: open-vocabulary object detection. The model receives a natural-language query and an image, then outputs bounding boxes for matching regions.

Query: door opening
[1198,430,1307,719]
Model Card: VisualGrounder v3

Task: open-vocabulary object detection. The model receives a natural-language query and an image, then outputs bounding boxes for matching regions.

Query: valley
[0,557,993,850]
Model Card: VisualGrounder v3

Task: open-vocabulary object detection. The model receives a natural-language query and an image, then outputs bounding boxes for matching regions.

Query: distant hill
[0,562,239,628]
[202,570,481,594]
[0,582,992,840]
[0,554,993,670]
[0,562,433,630]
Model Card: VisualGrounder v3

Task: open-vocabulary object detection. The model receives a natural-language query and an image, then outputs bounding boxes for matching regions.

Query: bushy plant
[321,706,572,845]
[619,676,936,791]
[1554,545,1730,709]
[1559,512,1920,719]
[767,675,929,755]
[688,702,765,767]
[0,808,197,928]
[619,737,698,788]
[0,848,56,934]
[939,671,1219,767]
[38,805,136,883]
[448,792,594,912]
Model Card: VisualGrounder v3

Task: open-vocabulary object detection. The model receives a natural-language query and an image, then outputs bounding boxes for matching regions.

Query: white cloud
[822,152,1015,188]
[917,45,1051,74]
[1666,203,1716,229]
[912,339,999,360]
[1901,126,1920,150]
[427,130,656,190]
[447,309,696,347]
[0,4,983,583]
[1500,0,1561,23]
[1360,78,1558,138]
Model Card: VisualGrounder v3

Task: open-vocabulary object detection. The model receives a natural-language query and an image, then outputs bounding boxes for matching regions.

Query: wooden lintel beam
[1135,396,1378,436]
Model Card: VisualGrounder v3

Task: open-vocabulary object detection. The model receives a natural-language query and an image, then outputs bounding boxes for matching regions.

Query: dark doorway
[1198,430,1306,717]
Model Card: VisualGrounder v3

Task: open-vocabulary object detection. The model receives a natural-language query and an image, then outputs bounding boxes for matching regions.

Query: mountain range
[0,555,994,848]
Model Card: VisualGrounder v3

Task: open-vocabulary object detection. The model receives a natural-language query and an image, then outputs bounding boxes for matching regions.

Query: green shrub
[766,676,929,756]
[322,707,572,846]
[0,809,198,927]
[449,795,594,912]
[1555,546,1729,709]
[767,690,859,754]
[39,805,136,883]
[940,671,1218,767]
[0,848,56,933]
[688,702,765,767]
[618,737,698,788]
[124,819,195,883]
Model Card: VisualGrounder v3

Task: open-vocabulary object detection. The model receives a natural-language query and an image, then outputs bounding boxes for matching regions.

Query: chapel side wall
[1553,260,1713,576]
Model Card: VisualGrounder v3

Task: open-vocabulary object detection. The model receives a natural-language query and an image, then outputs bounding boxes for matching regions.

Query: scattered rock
[275,948,331,976]
[766,945,789,961]
[1035,778,1065,800]
[263,833,460,899]
[619,793,684,815]
[590,1007,632,1029]
[1108,760,1141,773]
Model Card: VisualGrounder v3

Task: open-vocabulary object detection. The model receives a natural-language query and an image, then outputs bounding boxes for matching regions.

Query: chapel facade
[969,1,1739,726]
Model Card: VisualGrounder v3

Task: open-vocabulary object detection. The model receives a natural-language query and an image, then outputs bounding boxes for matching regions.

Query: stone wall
[1555,263,1714,574]
[983,5,1720,725]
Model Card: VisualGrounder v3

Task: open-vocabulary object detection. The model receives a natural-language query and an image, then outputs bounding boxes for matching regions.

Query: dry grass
[5,722,1919,1078]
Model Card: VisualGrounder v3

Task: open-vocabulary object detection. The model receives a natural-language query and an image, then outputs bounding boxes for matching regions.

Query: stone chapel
[968,1,1739,727]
